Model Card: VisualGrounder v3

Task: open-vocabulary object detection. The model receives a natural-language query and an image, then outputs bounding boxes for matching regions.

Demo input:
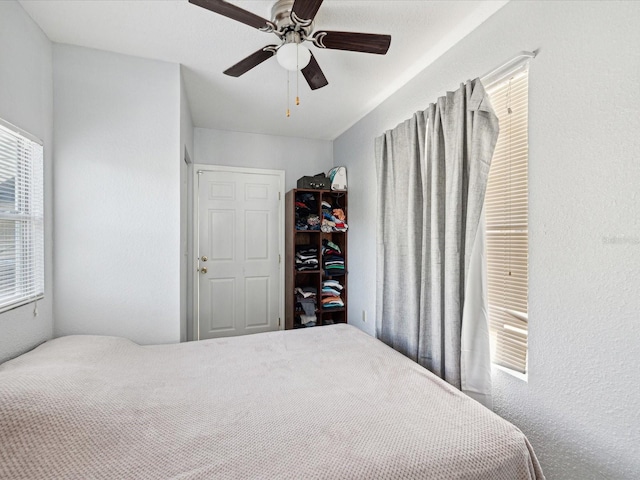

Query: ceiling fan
[189,0,392,90]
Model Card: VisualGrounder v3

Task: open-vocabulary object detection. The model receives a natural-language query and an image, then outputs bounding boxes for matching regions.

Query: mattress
[0,324,544,479]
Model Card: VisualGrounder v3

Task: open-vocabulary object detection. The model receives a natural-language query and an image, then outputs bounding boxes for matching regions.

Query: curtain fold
[375,113,425,359]
[375,79,499,408]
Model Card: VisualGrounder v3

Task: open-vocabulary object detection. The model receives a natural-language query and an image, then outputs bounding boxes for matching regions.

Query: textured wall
[53,45,182,345]
[333,1,640,478]
[0,1,54,363]
[194,128,333,191]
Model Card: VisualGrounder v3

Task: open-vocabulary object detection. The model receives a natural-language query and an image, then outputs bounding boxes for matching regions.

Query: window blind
[0,120,44,313]
[485,69,529,374]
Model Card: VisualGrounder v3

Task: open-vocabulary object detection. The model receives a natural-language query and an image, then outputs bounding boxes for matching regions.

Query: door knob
[201,256,208,262]
[200,267,208,274]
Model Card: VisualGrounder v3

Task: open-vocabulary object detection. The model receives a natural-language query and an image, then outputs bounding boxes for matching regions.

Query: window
[0,119,44,313]
[485,68,529,374]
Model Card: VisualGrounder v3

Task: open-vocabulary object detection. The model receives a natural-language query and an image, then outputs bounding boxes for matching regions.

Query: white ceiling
[19,0,507,140]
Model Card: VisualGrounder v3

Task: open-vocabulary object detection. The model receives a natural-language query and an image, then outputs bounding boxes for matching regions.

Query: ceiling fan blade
[301,53,328,90]
[189,0,275,32]
[312,31,391,55]
[291,0,324,26]
[224,46,278,77]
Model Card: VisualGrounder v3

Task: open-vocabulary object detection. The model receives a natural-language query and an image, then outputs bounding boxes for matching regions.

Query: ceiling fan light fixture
[276,43,311,71]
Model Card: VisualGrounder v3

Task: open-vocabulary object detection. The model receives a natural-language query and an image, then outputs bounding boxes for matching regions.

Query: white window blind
[485,68,529,374]
[0,119,44,313]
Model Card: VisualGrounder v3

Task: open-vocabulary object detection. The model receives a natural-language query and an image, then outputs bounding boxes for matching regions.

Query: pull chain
[296,44,300,106]
[286,69,290,118]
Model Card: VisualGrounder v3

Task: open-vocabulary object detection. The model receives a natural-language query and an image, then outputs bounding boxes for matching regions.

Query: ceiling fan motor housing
[271,0,314,42]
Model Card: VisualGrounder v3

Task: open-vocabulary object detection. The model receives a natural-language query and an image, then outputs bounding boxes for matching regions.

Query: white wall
[0,1,54,363]
[180,66,194,343]
[194,128,333,191]
[53,45,182,345]
[333,1,640,479]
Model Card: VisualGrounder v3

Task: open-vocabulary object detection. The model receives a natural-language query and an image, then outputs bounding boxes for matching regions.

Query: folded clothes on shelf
[322,279,343,290]
[322,239,345,276]
[321,296,344,308]
[296,244,319,271]
[324,259,345,273]
[295,193,320,231]
[298,314,316,327]
[321,278,344,309]
[322,284,343,297]
[295,285,317,326]
[322,287,341,297]
[332,209,346,221]
[322,240,342,255]
[320,199,348,232]
[295,286,317,298]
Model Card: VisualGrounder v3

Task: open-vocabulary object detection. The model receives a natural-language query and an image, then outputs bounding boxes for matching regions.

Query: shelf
[293,319,347,329]
[295,307,345,314]
[294,188,331,193]
[286,188,348,330]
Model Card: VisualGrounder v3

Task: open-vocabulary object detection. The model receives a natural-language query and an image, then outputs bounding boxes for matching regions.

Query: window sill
[493,364,528,383]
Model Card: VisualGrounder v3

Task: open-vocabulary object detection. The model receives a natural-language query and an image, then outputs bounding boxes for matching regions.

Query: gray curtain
[375,79,499,401]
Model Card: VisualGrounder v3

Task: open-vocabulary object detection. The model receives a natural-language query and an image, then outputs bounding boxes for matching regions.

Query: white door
[196,168,283,339]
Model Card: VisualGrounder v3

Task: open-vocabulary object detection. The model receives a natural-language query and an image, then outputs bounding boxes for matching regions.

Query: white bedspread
[0,324,544,479]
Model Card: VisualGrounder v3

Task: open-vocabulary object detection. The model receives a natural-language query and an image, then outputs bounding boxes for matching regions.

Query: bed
[0,324,544,479]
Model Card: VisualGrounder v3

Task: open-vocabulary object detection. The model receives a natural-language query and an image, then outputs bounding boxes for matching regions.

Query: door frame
[190,164,285,341]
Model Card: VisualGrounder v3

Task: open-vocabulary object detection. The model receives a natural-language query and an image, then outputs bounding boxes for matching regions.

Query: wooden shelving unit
[285,188,348,329]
